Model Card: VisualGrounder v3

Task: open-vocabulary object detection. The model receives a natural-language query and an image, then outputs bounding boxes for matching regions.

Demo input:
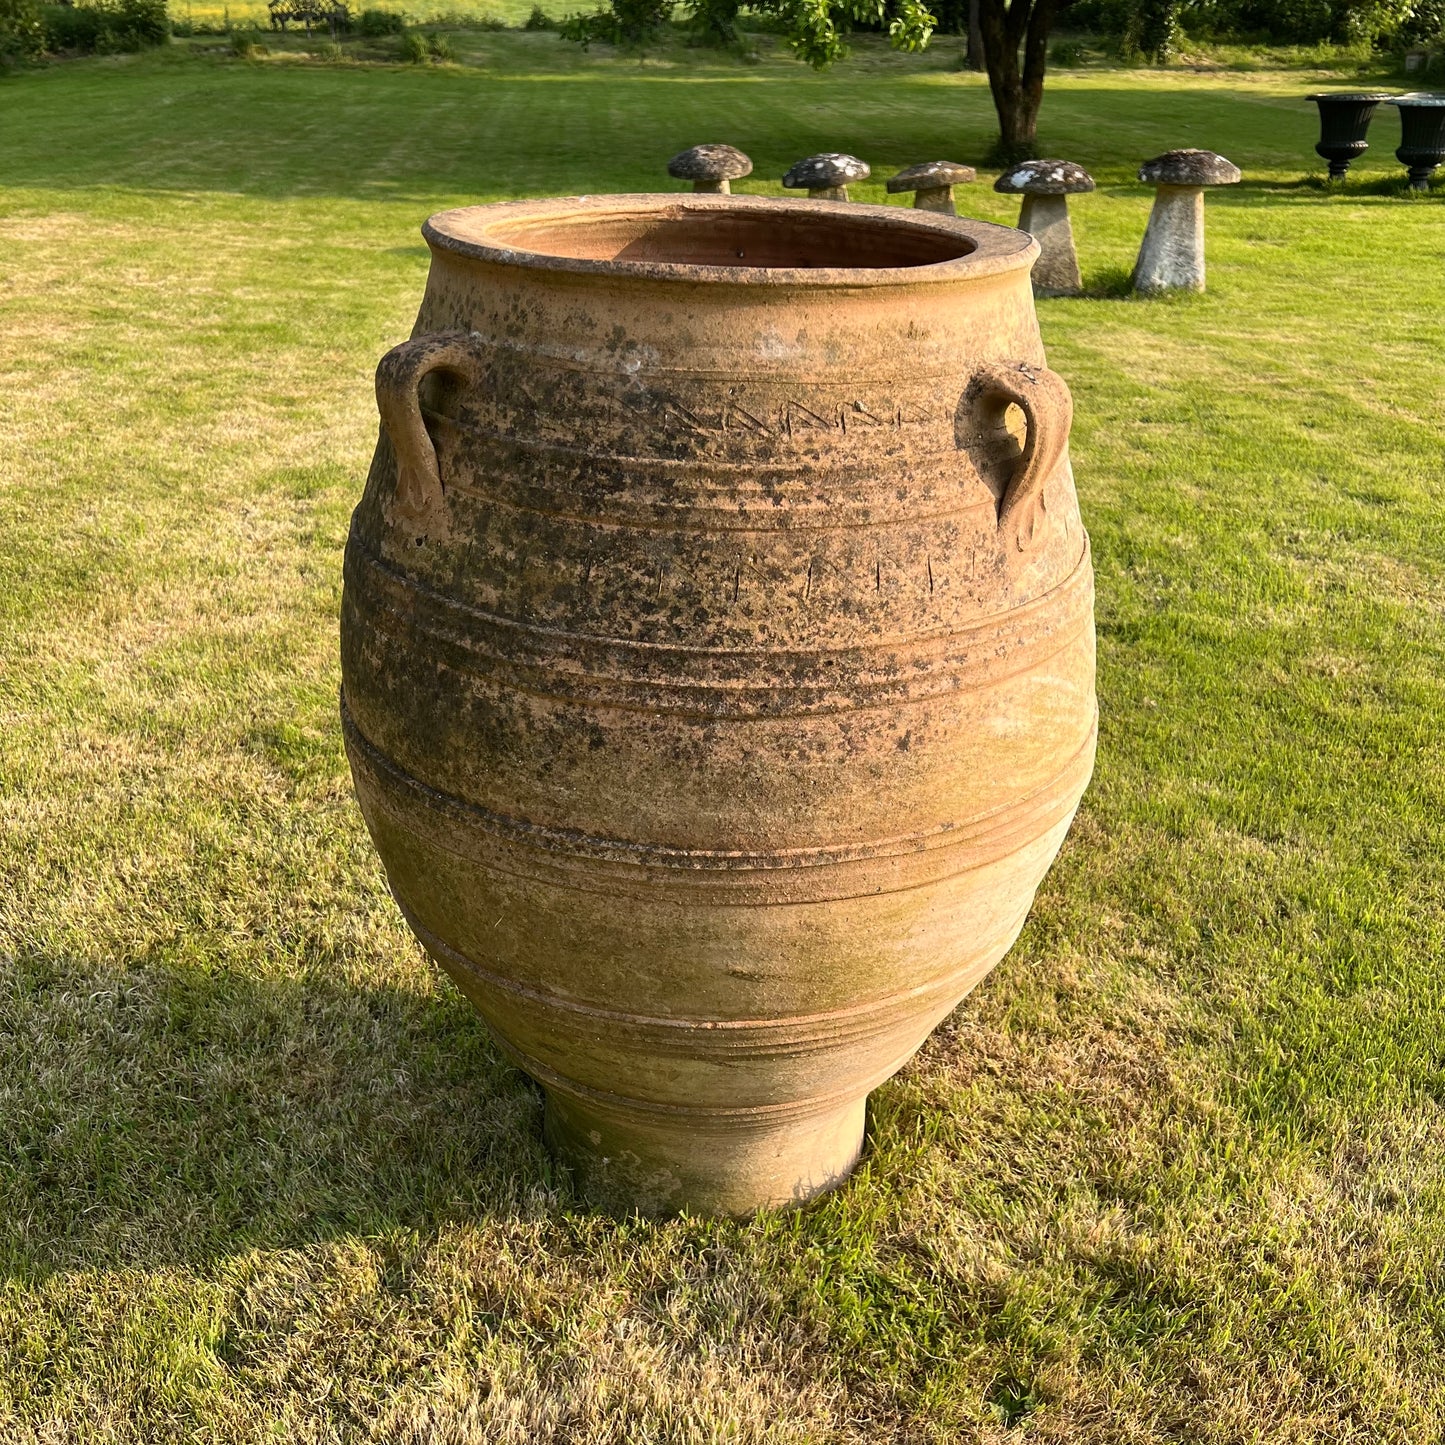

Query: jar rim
[421,194,1037,289]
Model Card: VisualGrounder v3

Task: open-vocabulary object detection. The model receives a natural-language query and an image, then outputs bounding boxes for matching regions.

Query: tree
[966,0,984,68]
[777,0,1076,159]
[975,0,1073,156]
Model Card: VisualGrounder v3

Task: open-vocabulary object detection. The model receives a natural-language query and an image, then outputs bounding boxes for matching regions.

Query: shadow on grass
[0,948,554,1282]
[1206,174,1445,202]
[1041,264,1213,303]
[1074,262,1135,300]
[1324,170,1445,197]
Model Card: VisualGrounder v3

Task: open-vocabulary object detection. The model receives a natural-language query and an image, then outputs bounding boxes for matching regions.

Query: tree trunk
[977,0,1065,158]
[966,0,984,71]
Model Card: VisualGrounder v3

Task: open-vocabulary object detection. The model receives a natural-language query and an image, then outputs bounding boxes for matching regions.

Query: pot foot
[543,1088,866,1219]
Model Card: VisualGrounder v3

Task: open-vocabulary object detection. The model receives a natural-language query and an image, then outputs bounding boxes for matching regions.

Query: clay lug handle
[972,363,1073,553]
[375,331,482,517]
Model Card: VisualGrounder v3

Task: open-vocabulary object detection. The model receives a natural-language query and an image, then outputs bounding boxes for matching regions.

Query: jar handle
[375,331,481,516]
[973,363,1073,553]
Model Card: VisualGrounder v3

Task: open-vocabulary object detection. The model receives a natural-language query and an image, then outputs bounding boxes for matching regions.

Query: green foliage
[39,0,168,52]
[400,23,453,55]
[0,0,43,60]
[115,0,170,43]
[523,1,554,22]
[1073,0,1426,44]
[685,0,739,42]
[924,0,967,34]
[558,0,670,46]
[1398,0,1445,38]
[40,0,102,48]
[427,8,506,26]
[558,0,933,56]
[266,0,353,33]
[1195,0,1412,42]
[227,22,266,48]
[1141,0,1181,55]
[1066,0,1121,32]
[356,4,404,31]
[760,0,934,67]
[1116,0,1180,58]
[555,7,603,43]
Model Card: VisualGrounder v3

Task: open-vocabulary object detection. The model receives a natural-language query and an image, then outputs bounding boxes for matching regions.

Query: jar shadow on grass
[1213,174,1443,197]
[0,948,558,1281]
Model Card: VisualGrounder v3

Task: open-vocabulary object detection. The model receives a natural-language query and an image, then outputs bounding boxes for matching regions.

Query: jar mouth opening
[422,195,1035,287]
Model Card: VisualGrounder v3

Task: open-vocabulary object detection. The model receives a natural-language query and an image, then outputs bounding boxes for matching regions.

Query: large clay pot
[341,195,1096,1217]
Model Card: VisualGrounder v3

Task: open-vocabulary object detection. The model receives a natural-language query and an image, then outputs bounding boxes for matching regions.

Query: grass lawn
[3,29,1445,1443]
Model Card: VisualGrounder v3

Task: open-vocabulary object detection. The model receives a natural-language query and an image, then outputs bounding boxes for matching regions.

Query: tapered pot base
[544,1088,867,1218]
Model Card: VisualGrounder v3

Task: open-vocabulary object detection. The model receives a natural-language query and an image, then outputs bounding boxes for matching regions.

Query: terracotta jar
[341,195,1096,1216]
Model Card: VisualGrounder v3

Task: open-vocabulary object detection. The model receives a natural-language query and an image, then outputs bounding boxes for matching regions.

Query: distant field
[173,0,541,27]
[4,29,1445,1445]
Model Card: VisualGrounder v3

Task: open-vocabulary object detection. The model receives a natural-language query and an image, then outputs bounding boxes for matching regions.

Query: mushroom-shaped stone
[886,160,976,215]
[667,143,753,195]
[1132,149,1242,294]
[782,153,870,202]
[993,159,1095,295]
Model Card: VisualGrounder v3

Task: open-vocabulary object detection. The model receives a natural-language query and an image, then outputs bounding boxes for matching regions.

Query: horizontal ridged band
[342,696,1096,906]
[409,900,1026,1049]
[342,534,1093,720]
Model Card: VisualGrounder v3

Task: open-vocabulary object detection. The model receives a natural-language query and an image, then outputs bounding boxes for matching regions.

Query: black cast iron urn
[1388,93,1445,190]
[1308,92,1393,180]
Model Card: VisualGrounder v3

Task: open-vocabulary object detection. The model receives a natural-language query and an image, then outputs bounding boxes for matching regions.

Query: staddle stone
[668,143,753,195]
